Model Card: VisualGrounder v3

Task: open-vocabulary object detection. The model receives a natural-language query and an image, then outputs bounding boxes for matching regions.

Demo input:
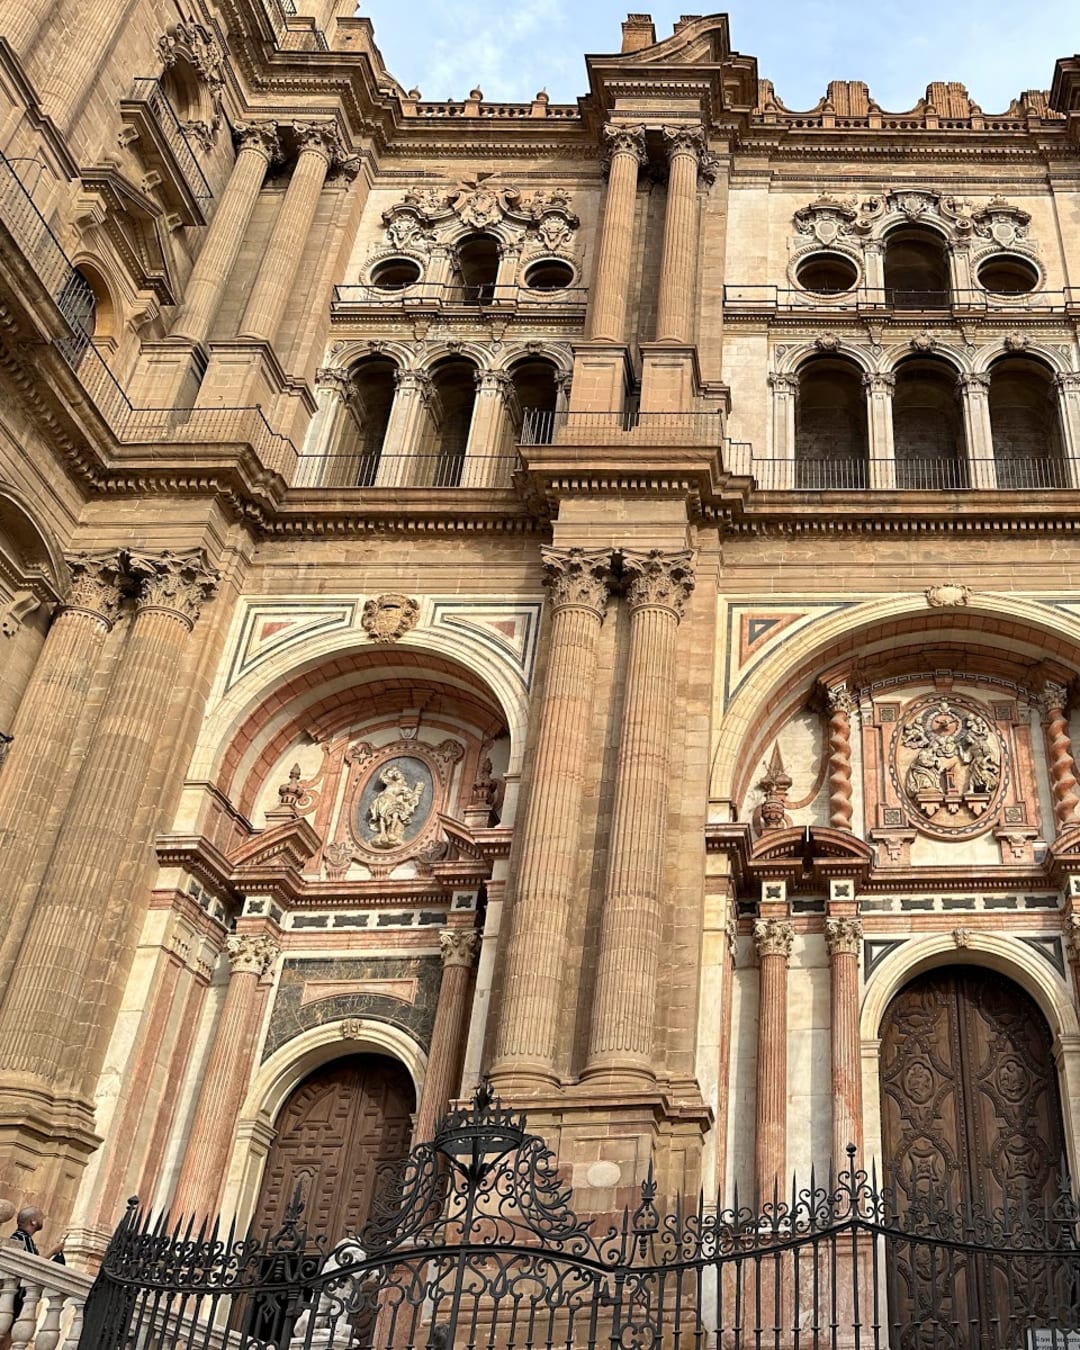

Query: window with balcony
[893,357,967,488]
[455,234,500,303]
[884,227,950,309]
[989,356,1067,489]
[341,357,397,486]
[793,358,868,488]
[509,357,559,445]
[425,358,478,485]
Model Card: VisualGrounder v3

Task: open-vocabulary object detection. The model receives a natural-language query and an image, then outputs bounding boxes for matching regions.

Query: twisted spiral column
[1041,682,1080,833]
[754,918,793,1195]
[491,548,612,1087]
[825,683,856,831]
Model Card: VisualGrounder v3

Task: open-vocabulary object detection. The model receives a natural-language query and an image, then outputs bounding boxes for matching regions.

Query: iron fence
[723,284,1080,314]
[80,1086,1080,1350]
[332,283,588,308]
[519,409,725,446]
[291,452,521,489]
[738,455,1077,492]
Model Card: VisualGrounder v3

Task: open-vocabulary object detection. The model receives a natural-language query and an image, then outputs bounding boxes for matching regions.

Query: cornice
[268,488,548,538]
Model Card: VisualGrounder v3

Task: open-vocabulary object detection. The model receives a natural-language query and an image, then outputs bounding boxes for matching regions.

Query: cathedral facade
[2,0,1080,1277]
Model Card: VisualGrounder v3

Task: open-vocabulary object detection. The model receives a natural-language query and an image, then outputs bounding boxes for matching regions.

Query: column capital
[393,369,432,402]
[232,120,280,163]
[957,371,992,395]
[768,372,799,397]
[291,121,339,164]
[753,917,794,961]
[540,546,613,617]
[1064,912,1080,963]
[824,916,863,958]
[315,367,355,403]
[661,124,706,159]
[602,122,647,170]
[474,369,514,397]
[225,932,279,976]
[825,682,857,716]
[1054,372,1080,396]
[862,372,896,394]
[1040,680,1071,717]
[62,551,124,627]
[128,549,219,629]
[622,548,696,619]
[439,929,479,968]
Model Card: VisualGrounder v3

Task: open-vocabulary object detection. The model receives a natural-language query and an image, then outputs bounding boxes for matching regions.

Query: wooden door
[253,1053,415,1242]
[879,967,1066,1345]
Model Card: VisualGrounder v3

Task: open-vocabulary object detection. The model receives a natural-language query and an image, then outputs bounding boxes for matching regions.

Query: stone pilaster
[753,916,793,1194]
[587,124,646,344]
[863,373,896,488]
[824,682,856,831]
[0,553,123,998]
[957,372,995,488]
[824,912,864,1164]
[374,371,433,487]
[0,549,218,1223]
[237,124,338,344]
[584,549,695,1083]
[171,123,279,345]
[655,127,706,344]
[1053,374,1080,483]
[1040,681,1080,833]
[460,371,516,488]
[490,548,612,1088]
[768,373,798,479]
[170,932,279,1219]
[413,930,479,1144]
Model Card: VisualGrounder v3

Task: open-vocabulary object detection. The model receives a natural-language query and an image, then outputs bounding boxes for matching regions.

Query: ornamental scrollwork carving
[63,551,124,626]
[128,549,219,627]
[893,696,1006,835]
[225,933,279,977]
[622,549,696,619]
[540,547,612,618]
[440,929,479,968]
[925,582,971,608]
[793,194,860,247]
[378,179,579,260]
[361,593,420,643]
[753,918,794,961]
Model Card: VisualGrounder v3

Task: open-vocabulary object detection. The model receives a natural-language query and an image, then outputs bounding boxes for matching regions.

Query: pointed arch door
[253,1053,416,1242]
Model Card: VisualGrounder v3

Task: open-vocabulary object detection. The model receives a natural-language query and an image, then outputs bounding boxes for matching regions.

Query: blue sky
[359,2,1076,113]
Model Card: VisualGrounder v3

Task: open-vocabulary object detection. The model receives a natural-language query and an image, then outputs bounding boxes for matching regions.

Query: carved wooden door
[879,967,1066,1347]
[253,1053,415,1242]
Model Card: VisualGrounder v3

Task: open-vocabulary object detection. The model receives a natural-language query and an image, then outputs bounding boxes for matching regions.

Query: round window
[977,255,1039,295]
[524,259,575,291]
[795,252,859,294]
[370,257,422,290]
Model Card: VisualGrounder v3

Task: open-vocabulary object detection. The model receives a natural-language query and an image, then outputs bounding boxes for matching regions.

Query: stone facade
[2,0,1080,1268]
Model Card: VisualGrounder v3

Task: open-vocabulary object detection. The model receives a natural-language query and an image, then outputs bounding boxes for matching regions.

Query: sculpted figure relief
[898,699,1003,826]
[367,764,426,849]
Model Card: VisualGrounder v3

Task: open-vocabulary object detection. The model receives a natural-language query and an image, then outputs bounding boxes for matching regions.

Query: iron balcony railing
[732,453,1078,492]
[519,408,725,445]
[120,79,211,218]
[332,281,588,308]
[292,451,521,489]
[724,283,1080,314]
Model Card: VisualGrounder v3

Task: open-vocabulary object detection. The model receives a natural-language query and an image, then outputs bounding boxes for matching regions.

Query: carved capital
[826,683,856,716]
[474,370,514,400]
[541,547,613,618]
[440,929,479,968]
[662,124,706,163]
[128,549,219,628]
[225,933,279,976]
[622,548,696,619]
[1064,913,1080,963]
[393,369,432,401]
[1054,373,1080,397]
[315,367,354,402]
[62,551,124,626]
[957,372,992,396]
[233,120,280,164]
[292,121,338,164]
[862,372,896,395]
[824,916,863,958]
[768,372,799,397]
[602,122,647,169]
[753,917,794,961]
[1041,680,1071,716]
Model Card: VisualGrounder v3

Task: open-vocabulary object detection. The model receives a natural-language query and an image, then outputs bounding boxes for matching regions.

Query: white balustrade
[0,1247,92,1350]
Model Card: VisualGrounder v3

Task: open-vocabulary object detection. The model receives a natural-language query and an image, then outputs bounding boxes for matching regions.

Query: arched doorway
[879,966,1067,1338]
[251,1053,415,1241]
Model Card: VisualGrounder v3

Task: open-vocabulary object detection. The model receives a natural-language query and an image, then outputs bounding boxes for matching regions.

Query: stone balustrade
[0,1246,91,1350]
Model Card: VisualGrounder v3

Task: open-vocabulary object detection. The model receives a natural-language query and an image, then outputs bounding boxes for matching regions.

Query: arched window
[893,357,966,489]
[342,357,397,486]
[793,358,868,489]
[884,227,951,309]
[509,357,559,444]
[426,357,478,486]
[989,356,1066,489]
[456,234,500,303]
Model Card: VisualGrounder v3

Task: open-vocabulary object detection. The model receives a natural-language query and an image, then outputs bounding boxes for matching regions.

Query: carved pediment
[79,167,176,303]
[229,815,322,876]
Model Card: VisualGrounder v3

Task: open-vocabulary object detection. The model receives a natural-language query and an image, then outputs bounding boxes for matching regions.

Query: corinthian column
[0,551,218,1174]
[754,916,793,1194]
[490,548,612,1088]
[171,123,279,345]
[170,932,279,1219]
[584,549,695,1083]
[237,124,338,344]
[413,930,479,1144]
[374,371,433,487]
[824,682,856,831]
[655,126,706,344]
[825,913,864,1164]
[1041,681,1080,833]
[587,125,646,343]
[0,553,122,997]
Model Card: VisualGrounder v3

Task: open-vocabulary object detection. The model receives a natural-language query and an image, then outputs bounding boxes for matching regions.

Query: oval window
[795,252,859,294]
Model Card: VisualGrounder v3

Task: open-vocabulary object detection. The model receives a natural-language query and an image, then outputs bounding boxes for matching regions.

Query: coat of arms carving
[361,594,419,642]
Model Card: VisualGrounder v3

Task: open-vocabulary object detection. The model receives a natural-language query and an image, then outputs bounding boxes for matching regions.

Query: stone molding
[225,933,280,976]
[825,916,863,958]
[128,549,219,628]
[540,546,612,618]
[623,549,696,619]
[753,917,794,961]
[62,551,124,627]
[439,929,479,968]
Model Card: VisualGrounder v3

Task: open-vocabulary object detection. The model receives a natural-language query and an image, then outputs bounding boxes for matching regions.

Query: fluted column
[754,916,793,1194]
[460,372,516,488]
[374,371,433,486]
[584,549,695,1082]
[0,553,122,997]
[863,373,896,488]
[825,914,864,1165]
[1053,373,1080,487]
[413,930,479,1144]
[587,125,646,343]
[825,683,856,831]
[237,124,337,344]
[768,373,798,487]
[0,551,219,1106]
[1041,681,1080,833]
[171,123,279,345]
[957,372,995,488]
[170,933,279,1219]
[5,1,53,59]
[491,548,612,1087]
[655,126,705,343]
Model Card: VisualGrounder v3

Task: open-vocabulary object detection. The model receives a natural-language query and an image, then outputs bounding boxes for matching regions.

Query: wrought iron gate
[81,1085,1080,1350]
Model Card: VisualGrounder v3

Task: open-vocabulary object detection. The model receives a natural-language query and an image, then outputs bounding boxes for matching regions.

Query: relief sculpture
[896,698,1004,830]
[367,764,426,848]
